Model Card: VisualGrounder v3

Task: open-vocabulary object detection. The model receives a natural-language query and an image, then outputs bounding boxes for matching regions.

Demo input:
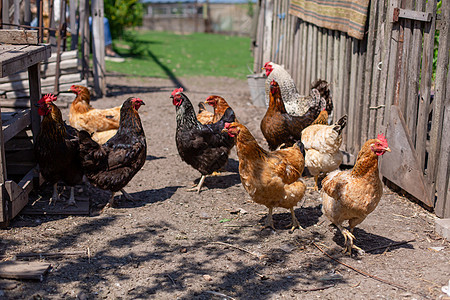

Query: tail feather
[333,115,348,135]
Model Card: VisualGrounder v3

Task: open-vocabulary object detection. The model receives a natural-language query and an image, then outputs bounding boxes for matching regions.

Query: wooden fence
[0,0,106,96]
[252,0,449,217]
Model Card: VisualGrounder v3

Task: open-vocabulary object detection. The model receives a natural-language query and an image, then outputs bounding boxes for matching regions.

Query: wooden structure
[0,0,106,96]
[0,44,51,226]
[253,0,449,217]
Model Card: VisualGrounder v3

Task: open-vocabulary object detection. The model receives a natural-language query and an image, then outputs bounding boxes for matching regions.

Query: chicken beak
[221,128,228,134]
[261,67,265,70]
[141,101,146,105]
[385,147,391,152]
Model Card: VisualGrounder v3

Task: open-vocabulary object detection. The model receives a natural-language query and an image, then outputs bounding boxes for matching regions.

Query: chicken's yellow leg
[289,208,303,232]
[264,207,275,230]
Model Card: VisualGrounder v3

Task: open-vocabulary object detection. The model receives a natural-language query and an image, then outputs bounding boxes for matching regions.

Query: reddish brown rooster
[261,80,331,151]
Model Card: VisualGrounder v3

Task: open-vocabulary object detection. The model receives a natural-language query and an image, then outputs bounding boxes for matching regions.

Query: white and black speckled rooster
[263,62,332,117]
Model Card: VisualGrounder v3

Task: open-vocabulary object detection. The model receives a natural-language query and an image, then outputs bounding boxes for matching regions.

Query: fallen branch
[365,239,415,253]
[312,242,408,291]
[211,241,266,260]
[166,274,176,286]
[292,284,335,292]
[205,291,235,300]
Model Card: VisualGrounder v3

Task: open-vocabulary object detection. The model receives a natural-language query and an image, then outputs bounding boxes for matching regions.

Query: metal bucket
[247,74,267,108]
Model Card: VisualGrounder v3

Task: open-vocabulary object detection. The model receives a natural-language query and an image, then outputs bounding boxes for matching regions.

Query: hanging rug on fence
[289,0,370,40]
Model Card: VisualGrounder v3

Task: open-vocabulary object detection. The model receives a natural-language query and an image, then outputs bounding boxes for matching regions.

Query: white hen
[301,115,347,190]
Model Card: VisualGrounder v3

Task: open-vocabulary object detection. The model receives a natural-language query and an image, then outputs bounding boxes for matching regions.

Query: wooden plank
[5,180,29,219]
[361,0,379,143]
[28,63,41,143]
[380,0,400,135]
[427,0,449,204]
[0,45,52,77]
[0,58,79,84]
[331,30,339,117]
[380,105,432,207]
[0,261,51,281]
[0,73,81,91]
[262,0,273,64]
[2,109,30,143]
[299,21,307,93]
[395,8,431,22]
[355,38,366,151]
[291,19,300,84]
[5,79,87,98]
[0,30,38,44]
[341,35,351,150]
[405,0,425,146]
[347,38,359,153]
[13,0,20,27]
[310,24,317,87]
[0,107,7,223]
[435,105,450,218]
[21,193,90,215]
[69,0,78,50]
[2,0,10,29]
[326,29,333,83]
[304,23,313,93]
[53,0,66,93]
[416,0,437,169]
[271,0,279,62]
[24,0,31,25]
[0,58,79,83]
[398,0,413,120]
[44,50,77,63]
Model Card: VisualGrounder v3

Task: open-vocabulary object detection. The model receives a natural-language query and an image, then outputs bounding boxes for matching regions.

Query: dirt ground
[0,74,449,300]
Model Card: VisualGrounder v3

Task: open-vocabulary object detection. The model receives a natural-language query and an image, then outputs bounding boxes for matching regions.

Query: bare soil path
[0,75,448,299]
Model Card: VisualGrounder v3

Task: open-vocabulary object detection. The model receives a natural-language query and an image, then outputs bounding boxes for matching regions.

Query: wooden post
[53,0,66,93]
[69,0,78,50]
[13,0,20,28]
[38,0,44,43]
[28,63,42,143]
[79,0,90,81]
[24,0,31,25]
[2,0,10,29]
[0,109,8,223]
[91,0,105,96]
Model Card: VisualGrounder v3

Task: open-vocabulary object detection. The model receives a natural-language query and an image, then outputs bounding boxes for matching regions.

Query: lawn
[106,30,254,79]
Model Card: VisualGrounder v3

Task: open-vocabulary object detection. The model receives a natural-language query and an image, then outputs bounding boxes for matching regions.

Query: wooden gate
[252,0,449,217]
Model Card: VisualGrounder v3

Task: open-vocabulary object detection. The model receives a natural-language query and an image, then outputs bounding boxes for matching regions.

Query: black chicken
[78,97,146,209]
[34,94,83,206]
[171,88,235,193]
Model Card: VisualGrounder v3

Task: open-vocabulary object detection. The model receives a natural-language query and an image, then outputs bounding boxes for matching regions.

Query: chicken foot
[187,175,206,194]
[307,175,320,191]
[288,208,303,232]
[65,187,77,207]
[49,183,61,205]
[264,207,276,230]
[337,224,364,255]
[121,189,136,202]
[100,192,117,213]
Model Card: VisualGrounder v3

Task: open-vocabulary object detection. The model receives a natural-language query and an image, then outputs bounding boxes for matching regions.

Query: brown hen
[321,134,390,254]
[69,85,121,144]
[223,122,306,231]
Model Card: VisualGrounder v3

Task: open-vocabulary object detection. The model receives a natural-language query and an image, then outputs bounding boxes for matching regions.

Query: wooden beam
[0,30,38,45]
[5,180,29,220]
[393,8,431,22]
[0,261,51,281]
[91,0,106,96]
[1,109,31,143]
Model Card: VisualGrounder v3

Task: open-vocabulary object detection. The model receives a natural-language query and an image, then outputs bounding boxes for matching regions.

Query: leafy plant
[104,0,144,38]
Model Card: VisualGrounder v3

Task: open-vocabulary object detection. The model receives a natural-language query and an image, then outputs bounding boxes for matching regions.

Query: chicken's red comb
[377,133,388,147]
[270,79,278,86]
[42,93,57,103]
[171,87,183,96]
[224,122,232,129]
[132,97,142,102]
[263,61,271,68]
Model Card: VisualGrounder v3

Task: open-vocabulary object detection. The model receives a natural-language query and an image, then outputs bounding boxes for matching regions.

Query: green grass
[106,30,253,79]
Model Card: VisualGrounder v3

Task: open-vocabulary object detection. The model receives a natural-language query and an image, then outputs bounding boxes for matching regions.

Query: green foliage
[106,30,253,79]
[432,0,442,81]
[104,0,144,38]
